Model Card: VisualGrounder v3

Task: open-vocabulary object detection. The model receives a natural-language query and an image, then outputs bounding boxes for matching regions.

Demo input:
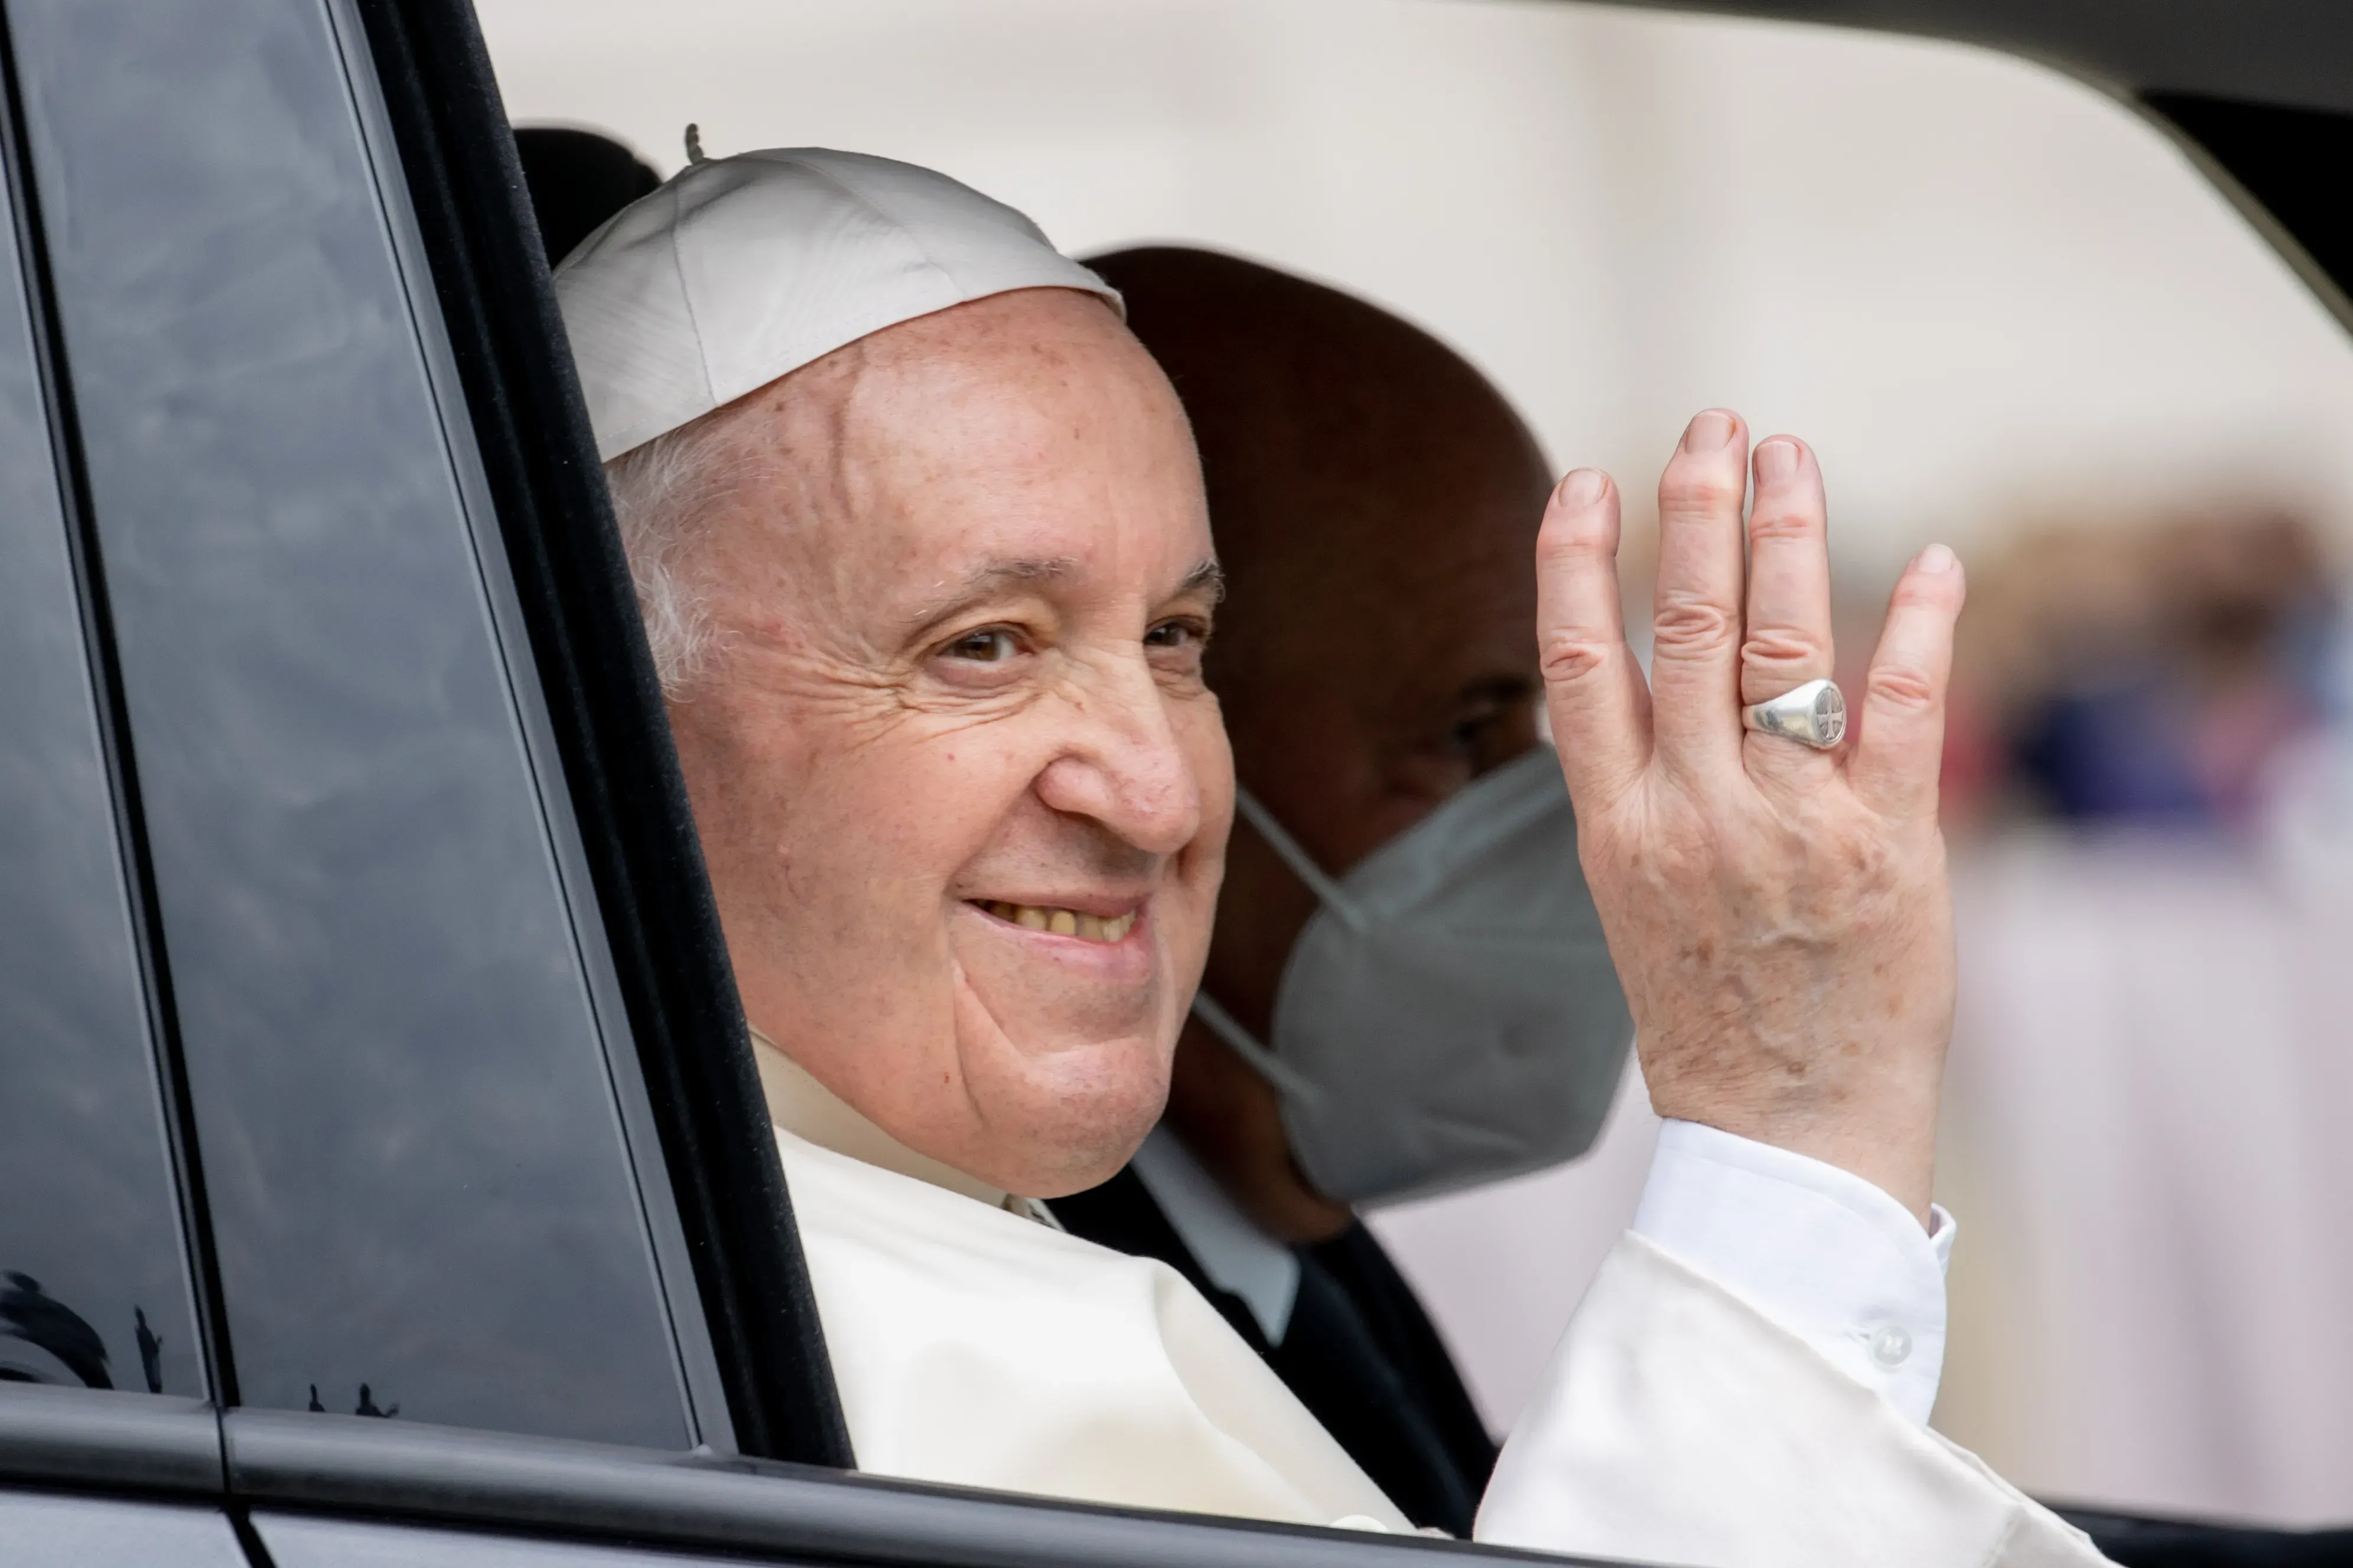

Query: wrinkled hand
[1540,410,1963,1223]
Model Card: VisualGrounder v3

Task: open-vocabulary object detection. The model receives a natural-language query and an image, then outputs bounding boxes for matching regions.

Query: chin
[978,1026,1174,1199]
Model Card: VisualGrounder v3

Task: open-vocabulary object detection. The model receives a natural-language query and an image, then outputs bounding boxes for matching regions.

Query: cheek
[1162,699,1234,967]
[1171,694,1233,867]
[751,712,1049,1078]
[792,723,1042,920]
[668,690,813,889]
[1181,695,1236,837]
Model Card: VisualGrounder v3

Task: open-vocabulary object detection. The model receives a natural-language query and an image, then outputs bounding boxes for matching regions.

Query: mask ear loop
[1232,788,1366,930]
[1187,788,1350,1107]
[1189,990,1322,1106]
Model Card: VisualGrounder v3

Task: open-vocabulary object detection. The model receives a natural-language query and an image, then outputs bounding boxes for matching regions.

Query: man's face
[1195,390,1549,1050]
[665,289,1231,1199]
[1087,245,1553,1240]
[1166,444,1545,1241]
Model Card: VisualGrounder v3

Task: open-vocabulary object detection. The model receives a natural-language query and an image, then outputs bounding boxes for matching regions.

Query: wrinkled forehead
[730,291,1213,621]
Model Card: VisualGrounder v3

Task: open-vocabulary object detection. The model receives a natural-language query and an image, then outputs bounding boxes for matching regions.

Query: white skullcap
[554,148,1123,461]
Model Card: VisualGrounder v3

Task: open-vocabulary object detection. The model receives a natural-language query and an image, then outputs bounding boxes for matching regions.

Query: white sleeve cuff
[1628,1119,1954,1425]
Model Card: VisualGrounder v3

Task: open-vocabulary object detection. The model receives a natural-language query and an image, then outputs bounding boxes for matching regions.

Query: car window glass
[479,0,2353,1531]
[0,110,202,1400]
[4,0,697,1448]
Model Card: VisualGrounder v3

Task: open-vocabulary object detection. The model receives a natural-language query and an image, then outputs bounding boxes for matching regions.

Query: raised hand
[1537,410,1964,1223]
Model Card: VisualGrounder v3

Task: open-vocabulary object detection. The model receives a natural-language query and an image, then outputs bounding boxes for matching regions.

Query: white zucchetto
[552,148,1122,461]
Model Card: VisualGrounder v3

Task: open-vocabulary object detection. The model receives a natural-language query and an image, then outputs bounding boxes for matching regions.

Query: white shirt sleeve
[1472,1116,2110,1564]
[1629,1118,1955,1424]
[1473,1230,2107,1566]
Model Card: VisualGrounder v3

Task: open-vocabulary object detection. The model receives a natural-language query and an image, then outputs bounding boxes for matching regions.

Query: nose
[1032,647,1207,858]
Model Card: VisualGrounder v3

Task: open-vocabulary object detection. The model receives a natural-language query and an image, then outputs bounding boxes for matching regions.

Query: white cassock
[752,1034,2108,1566]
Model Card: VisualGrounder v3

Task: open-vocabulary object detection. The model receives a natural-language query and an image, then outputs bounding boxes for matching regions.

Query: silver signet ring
[1743,677,1847,749]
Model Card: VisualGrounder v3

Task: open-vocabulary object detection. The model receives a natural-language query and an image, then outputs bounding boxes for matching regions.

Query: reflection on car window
[0,122,201,1400]
[7,0,695,1446]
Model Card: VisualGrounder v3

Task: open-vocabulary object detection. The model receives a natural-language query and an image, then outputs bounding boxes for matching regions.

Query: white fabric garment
[552,149,1121,461]
[1477,1234,2103,1566]
[756,1029,2105,1562]
[1144,1111,1955,1426]
[751,1032,1407,1530]
[1633,1120,1956,1426]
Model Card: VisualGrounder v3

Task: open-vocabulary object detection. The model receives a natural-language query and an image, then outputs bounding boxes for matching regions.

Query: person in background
[513,126,659,267]
[1950,506,2334,828]
[1051,246,1633,1536]
[1932,503,2353,1525]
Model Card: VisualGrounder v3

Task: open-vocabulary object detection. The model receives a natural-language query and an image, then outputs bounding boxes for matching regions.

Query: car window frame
[342,0,851,1469]
[0,0,733,1450]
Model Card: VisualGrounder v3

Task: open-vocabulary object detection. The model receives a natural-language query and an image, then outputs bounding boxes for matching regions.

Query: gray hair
[603,417,744,697]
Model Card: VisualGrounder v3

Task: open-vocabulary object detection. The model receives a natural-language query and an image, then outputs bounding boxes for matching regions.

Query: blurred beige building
[479,0,2353,1524]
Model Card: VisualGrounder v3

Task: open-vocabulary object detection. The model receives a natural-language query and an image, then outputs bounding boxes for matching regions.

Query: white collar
[747,1026,1058,1226]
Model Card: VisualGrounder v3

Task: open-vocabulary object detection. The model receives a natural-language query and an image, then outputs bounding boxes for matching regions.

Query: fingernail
[1915,543,1957,574]
[1682,409,1736,452]
[1558,468,1607,507]
[1754,438,1799,482]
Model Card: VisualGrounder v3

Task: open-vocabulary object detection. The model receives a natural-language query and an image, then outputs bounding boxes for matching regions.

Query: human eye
[1142,616,1212,692]
[1446,687,1539,775]
[1450,703,1506,754]
[1143,616,1210,654]
[940,625,1026,663]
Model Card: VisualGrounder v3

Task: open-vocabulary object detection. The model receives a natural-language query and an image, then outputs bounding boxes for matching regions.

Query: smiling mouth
[974,901,1138,944]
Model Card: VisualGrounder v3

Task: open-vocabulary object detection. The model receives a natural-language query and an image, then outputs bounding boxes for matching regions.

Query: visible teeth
[982,902,1137,943]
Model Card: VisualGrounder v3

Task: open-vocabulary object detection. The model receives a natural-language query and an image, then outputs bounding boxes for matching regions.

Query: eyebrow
[1179,558,1226,604]
[903,554,1224,633]
[904,557,1079,632]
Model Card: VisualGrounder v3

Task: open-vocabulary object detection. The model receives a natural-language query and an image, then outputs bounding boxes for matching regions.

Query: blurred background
[477,0,2353,1527]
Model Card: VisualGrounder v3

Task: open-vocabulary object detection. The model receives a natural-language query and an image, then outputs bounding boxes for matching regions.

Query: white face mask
[1191,746,1633,1209]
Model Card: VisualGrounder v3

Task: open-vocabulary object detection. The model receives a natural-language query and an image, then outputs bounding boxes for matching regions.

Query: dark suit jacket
[1052,1166,1498,1535]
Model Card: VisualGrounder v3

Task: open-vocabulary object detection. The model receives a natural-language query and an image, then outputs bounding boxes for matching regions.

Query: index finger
[1537,467,1652,809]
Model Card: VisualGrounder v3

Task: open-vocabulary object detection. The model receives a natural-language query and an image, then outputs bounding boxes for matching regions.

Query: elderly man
[556,148,2101,1563]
